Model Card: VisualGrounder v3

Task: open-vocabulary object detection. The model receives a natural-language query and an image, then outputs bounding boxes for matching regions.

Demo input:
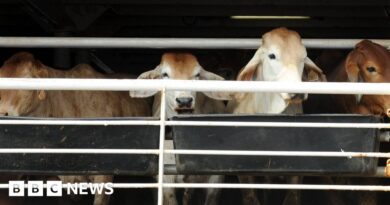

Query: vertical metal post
[157,87,166,205]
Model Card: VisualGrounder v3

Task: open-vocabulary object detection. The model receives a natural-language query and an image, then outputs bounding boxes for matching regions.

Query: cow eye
[268,53,276,60]
[162,73,169,78]
[366,66,377,73]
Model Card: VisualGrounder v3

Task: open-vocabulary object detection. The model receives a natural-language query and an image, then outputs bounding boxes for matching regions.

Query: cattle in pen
[313,40,390,205]
[225,27,326,205]
[130,52,231,205]
[327,40,390,117]
[0,52,151,205]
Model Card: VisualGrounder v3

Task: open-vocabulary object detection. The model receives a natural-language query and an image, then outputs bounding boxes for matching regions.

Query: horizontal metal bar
[0,119,160,125]
[0,183,159,189]
[0,119,387,128]
[111,183,159,188]
[0,148,386,158]
[0,182,389,191]
[2,79,390,95]
[0,149,160,154]
[304,39,390,49]
[0,37,389,49]
[166,121,390,129]
[163,183,390,191]
[164,149,390,158]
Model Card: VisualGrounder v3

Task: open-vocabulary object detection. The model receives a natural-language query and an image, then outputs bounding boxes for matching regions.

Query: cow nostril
[176,97,193,107]
[4,113,8,116]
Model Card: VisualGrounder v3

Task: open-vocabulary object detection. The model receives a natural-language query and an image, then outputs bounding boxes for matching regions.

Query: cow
[320,40,390,205]
[328,40,390,117]
[0,52,152,205]
[130,52,231,205]
[226,27,326,205]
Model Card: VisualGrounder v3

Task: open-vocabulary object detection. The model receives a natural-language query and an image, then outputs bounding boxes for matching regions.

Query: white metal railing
[0,78,388,204]
[0,119,388,128]
[2,78,390,94]
[2,183,390,191]
[0,37,389,49]
[157,88,167,205]
[0,37,389,204]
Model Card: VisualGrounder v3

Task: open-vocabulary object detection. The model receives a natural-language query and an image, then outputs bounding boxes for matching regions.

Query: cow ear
[345,50,362,83]
[199,67,233,100]
[137,66,161,80]
[303,57,327,82]
[237,48,263,81]
[199,68,224,81]
[345,50,364,103]
[129,66,161,98]
[233,48,263,100]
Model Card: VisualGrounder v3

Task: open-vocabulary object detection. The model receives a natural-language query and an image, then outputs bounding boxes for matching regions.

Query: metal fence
[0,38,389,205]
[0,37,389,49]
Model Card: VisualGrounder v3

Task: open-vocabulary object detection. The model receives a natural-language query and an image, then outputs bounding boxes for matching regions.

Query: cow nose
[176,97,193,108]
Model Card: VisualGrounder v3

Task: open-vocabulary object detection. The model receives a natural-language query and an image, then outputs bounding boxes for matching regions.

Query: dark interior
[0,0,389,75]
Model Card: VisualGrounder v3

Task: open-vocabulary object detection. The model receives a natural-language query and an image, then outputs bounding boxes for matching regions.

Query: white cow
[130,53,230,205]
[227,27,325,205]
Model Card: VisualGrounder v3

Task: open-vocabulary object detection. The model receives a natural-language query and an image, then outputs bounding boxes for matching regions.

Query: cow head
[235,27,324,112]
[345,40,390,116]
[130,53,230,115]
[0,52,48,116]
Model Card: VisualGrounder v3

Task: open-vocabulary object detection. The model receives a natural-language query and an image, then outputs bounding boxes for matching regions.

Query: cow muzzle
[387,109,390,118]
[175,97,194,114]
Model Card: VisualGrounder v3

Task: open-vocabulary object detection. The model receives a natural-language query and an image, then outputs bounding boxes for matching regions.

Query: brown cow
[130,53,230,205]
[328,40,390,117]
[0,52,151,205]
[324,40,390,205]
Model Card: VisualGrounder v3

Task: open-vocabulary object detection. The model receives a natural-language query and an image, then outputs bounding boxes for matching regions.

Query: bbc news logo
[9,181,114,197]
